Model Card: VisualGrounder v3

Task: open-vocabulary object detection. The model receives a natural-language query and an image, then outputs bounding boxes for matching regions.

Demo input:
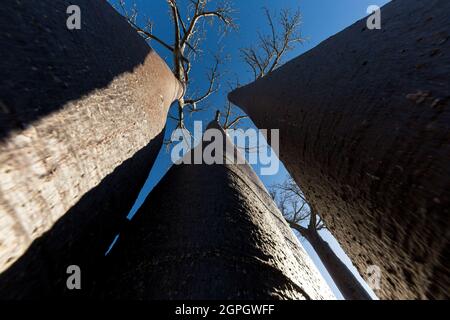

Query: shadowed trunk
[0,0,182,297]
[229,0,450,299]
[0,133,164,299]
[292,224,371,300]
[95,121,334,300]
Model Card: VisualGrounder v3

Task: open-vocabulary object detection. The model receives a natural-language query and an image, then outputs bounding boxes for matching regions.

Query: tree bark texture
[0,0,182,298]
[300,228,371,300]
[96,122,334,300]
[229,0,450,299]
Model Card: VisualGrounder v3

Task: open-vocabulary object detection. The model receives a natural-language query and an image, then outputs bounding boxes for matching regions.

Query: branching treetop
[117,0,235,129]
[221,7,304,132]
[270,176,326,239]
[241,7,304,80]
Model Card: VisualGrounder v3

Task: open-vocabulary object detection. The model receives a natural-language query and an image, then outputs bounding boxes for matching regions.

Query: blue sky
[108,0,391,299]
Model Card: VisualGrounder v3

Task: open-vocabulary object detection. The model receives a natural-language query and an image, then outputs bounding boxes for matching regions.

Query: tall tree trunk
[0,0,182,298]
[229,0,450,299]
[297,226,371,300]
[95,121,334,299]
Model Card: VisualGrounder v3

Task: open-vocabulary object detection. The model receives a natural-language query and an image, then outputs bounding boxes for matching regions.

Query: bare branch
[270,176,328,236]
[241,7,304,80]
[286,219,309,238]
[223,101,232,129]
[181,0,234,49]
[219,98,248,130]
[117,0,235,130]
[173,1,188,35]
[316,215,326,231]
[225,115,247,130]
[119,0,174,52]
[185,56,220,107]
[138,29,175,52]
[117,1,175,52]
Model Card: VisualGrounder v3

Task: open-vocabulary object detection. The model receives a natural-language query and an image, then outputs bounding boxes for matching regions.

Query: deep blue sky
[108,0,390,299]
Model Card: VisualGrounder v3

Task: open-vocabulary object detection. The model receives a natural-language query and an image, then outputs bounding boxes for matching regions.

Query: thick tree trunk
[0,0,182,298]
[299,227,371,300]
[229,0,450,299]
[95,122,334,299]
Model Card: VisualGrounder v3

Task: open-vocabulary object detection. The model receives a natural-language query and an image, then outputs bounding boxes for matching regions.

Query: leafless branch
[219,99,248,132]
[270,176,327,236]
[115,0,235,130]
[185,56,220,108]
[225,115,247,130]
[117,0,175,52]
[220,100,247,130]
[241,7,304,80]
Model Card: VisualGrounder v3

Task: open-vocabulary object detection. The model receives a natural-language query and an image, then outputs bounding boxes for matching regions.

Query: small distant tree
[270,176,372,300]
[270,177,325,240]
[116,0,235,130]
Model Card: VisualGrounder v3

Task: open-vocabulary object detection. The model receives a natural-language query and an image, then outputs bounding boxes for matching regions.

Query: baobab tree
[95,120,334,299]
[116,0,234,130]
[270,177,372,300]
[229,0,450,299]
[0,0,182,298]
